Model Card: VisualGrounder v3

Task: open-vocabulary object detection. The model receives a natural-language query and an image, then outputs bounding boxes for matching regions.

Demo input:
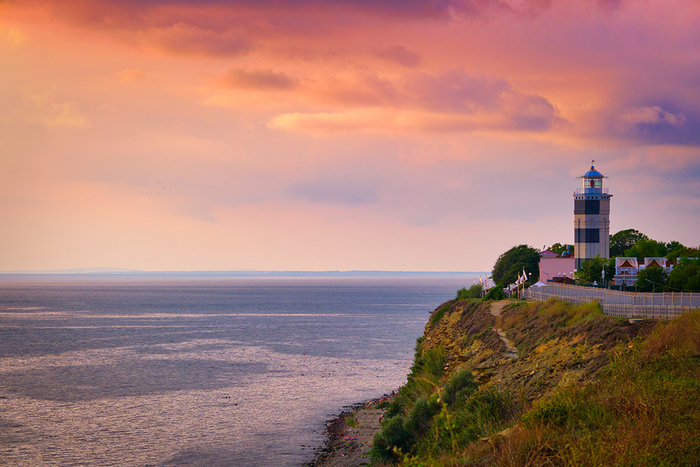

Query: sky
[1,0,699,272]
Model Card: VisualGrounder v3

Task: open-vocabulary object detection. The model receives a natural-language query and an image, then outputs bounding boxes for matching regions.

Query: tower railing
[525,283,700,319]
[574,187,610,195]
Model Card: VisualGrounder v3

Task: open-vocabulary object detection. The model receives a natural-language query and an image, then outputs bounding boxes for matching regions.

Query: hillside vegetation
[370,298,700,466]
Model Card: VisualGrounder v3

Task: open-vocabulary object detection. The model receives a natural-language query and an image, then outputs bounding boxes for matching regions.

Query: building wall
[540,257,576,282]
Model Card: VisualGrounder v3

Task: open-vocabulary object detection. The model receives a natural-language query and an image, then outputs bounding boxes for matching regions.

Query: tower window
[574,200,600,214]
[582,178,603,190]
[575,228,600,243]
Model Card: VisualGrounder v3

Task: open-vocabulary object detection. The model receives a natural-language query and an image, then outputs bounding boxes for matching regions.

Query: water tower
[574,162,612,269]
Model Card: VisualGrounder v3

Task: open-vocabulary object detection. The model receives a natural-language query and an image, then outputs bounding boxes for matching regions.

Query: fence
[524,283,700,319]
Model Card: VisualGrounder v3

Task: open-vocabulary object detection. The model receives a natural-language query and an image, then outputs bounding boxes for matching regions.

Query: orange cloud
[116,68,146,83]
[18,91,91,129]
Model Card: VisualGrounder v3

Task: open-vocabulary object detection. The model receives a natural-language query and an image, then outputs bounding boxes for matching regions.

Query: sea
[0,274,474,466]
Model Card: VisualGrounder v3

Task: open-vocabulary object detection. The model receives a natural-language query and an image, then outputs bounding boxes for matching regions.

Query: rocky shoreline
[305,394,393,467]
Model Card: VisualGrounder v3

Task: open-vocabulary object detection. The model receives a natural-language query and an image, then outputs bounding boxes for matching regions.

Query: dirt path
[489,300,518,360]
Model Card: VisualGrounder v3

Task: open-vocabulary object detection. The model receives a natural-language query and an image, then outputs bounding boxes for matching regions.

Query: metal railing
[525,283,700,319]
[574,187,610,195]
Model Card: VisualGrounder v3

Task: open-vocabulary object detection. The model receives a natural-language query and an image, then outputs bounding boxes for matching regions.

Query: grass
[478,309,700,467]
[371,300,700,467]
[345,413,359,428]
[430,300,456,327]
[500,299,647,357]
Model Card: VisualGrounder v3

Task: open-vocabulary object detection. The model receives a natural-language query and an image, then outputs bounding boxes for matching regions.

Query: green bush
[442,369,477,409]
[404,396,440,436]
[420,347,446,382]
[484,284,505,300]
[466,388,517,429]
[457,284,483,300]
[522,393,577,428]
[371,415,409,463]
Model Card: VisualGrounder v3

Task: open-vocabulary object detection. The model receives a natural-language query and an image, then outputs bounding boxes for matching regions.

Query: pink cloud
[619,106,686,127]
[310,73,400,107]
[138,23,251,56]
[218,67,298,90]
[35,0,504,23]
[403,70,510,112]
[374,45,422,67]
[2,0,700,272]
[261,69,562,133]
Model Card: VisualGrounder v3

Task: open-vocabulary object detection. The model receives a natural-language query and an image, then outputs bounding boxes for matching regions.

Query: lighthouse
[574,162,612,269]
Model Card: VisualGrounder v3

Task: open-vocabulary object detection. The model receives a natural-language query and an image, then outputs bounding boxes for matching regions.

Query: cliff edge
[369,298,700,466]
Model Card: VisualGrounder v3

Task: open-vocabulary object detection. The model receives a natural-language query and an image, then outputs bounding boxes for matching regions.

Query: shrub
[484,284,506,301]
[641,310,700,361]
[344,413,358,428]
[404,396,440,436]
[522,393,578,428]
[371,415,409,463]
[467,388,518,430]
[457,284,483,300]
[442,369,478,409]
[421,347,446,382]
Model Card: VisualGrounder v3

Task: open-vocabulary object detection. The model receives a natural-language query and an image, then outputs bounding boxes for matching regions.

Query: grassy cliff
[370,298,700,466]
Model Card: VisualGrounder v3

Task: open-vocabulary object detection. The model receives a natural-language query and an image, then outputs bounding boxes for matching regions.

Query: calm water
[0,275,471,466]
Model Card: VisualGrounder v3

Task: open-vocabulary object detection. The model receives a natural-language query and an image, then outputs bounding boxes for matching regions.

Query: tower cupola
[581,165,605,193]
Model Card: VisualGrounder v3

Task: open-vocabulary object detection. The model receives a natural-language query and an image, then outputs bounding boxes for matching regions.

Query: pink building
[539,250,576,282]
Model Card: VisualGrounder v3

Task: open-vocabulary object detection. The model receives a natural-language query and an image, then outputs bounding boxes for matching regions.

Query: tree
[636,265,668,292]
[491,245,540,286]
[624,238,667,261]
[547,243,574,256]
[609,229,648,257]
[665,241,700,262]
[667,258,700,292]
[576,256,614,285]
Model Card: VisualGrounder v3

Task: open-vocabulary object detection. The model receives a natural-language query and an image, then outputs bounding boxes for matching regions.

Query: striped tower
[574,162,612,270]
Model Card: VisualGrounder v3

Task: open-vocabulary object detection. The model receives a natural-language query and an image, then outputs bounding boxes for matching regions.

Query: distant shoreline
[0,270,484,279]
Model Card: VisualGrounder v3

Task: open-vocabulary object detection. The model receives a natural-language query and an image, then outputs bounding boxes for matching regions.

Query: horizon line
[0,268,487,277]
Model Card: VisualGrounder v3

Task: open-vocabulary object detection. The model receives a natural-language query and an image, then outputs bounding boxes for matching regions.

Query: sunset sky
[1,0,699,272]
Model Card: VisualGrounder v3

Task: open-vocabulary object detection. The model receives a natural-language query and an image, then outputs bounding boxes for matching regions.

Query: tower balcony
[574,187,609,195]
